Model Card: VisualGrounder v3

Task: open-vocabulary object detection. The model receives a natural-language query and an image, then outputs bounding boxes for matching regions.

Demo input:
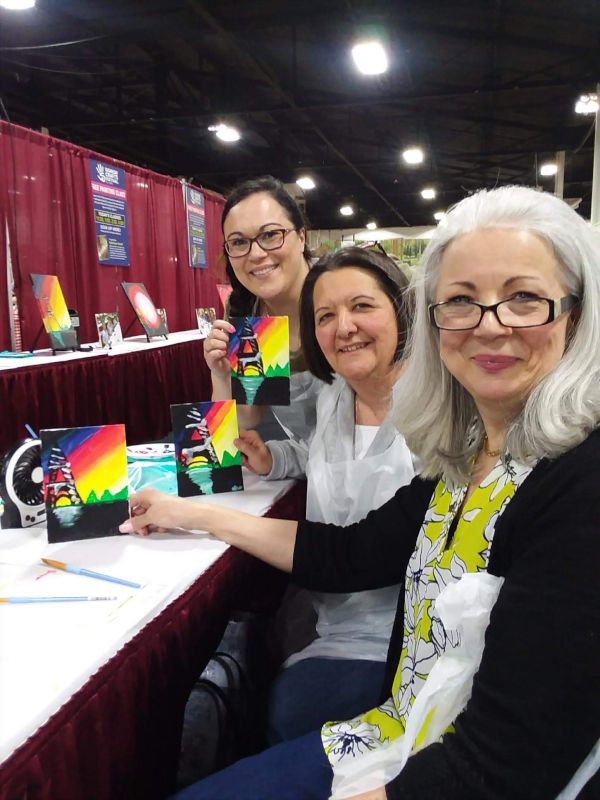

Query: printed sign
[89,159,130,266]
[185,185,207,268]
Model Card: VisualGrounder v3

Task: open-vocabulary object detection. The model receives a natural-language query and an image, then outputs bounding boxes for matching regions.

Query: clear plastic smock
[286,375,416,666]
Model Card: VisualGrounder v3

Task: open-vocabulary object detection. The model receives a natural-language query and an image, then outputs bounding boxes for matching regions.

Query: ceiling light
[402,147,424,165]
[351,40,388,75]
[433,211,445,221]
[540,162,558,177]
[366,221,377,230]
[208,123,240,142]
[0,0,35,7]
[296,176,315,191]
[340,205,354,216]
[574,93,599,115]
[421,187,436,200]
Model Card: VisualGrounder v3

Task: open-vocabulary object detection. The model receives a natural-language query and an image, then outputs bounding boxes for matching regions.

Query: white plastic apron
[271,369,322,443]
[287,377,416,665]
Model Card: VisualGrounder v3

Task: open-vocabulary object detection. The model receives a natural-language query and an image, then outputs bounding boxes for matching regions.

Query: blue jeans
[171,730,331,799]
[268,657,386,743]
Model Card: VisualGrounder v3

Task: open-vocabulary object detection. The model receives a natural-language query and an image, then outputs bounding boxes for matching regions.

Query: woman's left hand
[235,428,273,475]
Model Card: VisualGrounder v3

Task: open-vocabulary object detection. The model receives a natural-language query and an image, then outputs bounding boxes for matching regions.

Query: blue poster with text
[89,159,130,266]
[185,185,207,268]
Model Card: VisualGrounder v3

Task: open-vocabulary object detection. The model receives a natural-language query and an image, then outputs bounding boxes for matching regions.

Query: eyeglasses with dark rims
[428,294,579,331]
[224,227,296,258]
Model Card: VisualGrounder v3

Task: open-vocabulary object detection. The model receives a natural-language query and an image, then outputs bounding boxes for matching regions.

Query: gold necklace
[483,434,501,458]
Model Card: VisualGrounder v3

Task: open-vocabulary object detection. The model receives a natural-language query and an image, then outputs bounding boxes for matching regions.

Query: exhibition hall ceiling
[1,0,599,228]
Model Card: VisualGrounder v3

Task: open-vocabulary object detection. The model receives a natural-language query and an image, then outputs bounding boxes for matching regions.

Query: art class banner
[89,159,130,266]
[185,185,207,268]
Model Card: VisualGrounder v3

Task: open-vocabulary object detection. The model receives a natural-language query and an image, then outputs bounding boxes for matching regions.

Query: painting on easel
[227,316,290,405]
[41,424,129,543]
[121,282,168,340]
[171,400,243,497]
[30,273,79,351]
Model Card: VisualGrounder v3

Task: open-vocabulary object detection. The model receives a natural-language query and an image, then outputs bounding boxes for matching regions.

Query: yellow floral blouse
[321,457,533,766]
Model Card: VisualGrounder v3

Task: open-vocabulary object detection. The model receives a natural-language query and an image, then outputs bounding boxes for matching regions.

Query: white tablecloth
[0,469,293,764]
[0,329,204,372]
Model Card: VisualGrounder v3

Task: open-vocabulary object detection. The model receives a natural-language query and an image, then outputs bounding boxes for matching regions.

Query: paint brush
[41,558,142,589]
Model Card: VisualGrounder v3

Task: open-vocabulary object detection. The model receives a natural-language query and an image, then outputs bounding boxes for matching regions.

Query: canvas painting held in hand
[41,424,129,543]
[227,316,290,405]
[171,400,244,497]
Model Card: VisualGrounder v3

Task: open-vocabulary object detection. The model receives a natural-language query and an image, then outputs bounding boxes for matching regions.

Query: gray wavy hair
[394,185,600,484]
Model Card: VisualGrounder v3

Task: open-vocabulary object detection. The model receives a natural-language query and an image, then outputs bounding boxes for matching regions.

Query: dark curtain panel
[0,121,226,351]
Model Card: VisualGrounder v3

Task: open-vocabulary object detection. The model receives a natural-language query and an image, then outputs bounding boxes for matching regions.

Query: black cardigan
[293,429,600,800]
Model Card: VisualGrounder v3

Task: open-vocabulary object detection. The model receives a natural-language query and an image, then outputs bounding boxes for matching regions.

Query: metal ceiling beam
[181,0,410,225]
[42,77,581,131]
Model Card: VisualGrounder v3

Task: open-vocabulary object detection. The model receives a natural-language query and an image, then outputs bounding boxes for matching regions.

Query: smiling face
[313,267,399,384]
[435,228,573,421]
[223,191,307,304]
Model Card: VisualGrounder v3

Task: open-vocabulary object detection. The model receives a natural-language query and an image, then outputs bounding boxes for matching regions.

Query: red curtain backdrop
[0,121,226,351]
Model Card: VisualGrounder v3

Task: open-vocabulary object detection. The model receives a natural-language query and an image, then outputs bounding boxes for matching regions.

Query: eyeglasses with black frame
[429,294,579,331]
[224,227,296,258]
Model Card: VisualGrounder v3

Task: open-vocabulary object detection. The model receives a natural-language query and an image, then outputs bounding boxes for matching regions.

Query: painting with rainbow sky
[227,316,290,406]
[171,400,243,496]
[121,282,168,340]
[30,273,79,351]
[40,424,129,543]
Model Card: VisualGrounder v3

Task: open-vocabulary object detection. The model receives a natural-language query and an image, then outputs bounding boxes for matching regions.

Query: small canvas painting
[156,307,169,332]
[41,424,129,543]
[196,307,216,338]
[95,312,124,349]
[121,282,168,339]
[171,400,244,497]
[227,316,290,405]
[30,273,79,351]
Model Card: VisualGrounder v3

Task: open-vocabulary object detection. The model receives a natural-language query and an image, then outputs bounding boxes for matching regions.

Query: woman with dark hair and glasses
[123,186,599,799]
[203,175,321,441]
[233,247,415,743]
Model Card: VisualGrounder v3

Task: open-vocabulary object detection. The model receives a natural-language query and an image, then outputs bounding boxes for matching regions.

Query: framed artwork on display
[196,307,216,338]
[95,312,124,349]
[30,273,79,352]
[121,282,168,340]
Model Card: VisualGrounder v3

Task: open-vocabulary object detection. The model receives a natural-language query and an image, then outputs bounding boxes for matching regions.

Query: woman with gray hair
[122,185,600,800]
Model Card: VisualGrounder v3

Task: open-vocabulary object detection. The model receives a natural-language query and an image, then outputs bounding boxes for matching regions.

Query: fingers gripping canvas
[227,316,290,406]
[171,400,244,497]
[41,425,129,543]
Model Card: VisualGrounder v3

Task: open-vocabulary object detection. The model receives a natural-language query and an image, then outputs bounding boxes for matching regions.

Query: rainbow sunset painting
[227,316,290,405]
[41,424,129,543]
[171,400,243,496]
[30,273,79,351]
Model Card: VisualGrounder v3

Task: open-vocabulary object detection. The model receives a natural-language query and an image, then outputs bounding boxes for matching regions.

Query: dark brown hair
[300,246,411,383]
[221,176,311,317]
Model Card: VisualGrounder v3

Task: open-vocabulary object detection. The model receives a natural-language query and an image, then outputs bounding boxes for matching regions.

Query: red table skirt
[0,482,305,800]
[0,338,211,453]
